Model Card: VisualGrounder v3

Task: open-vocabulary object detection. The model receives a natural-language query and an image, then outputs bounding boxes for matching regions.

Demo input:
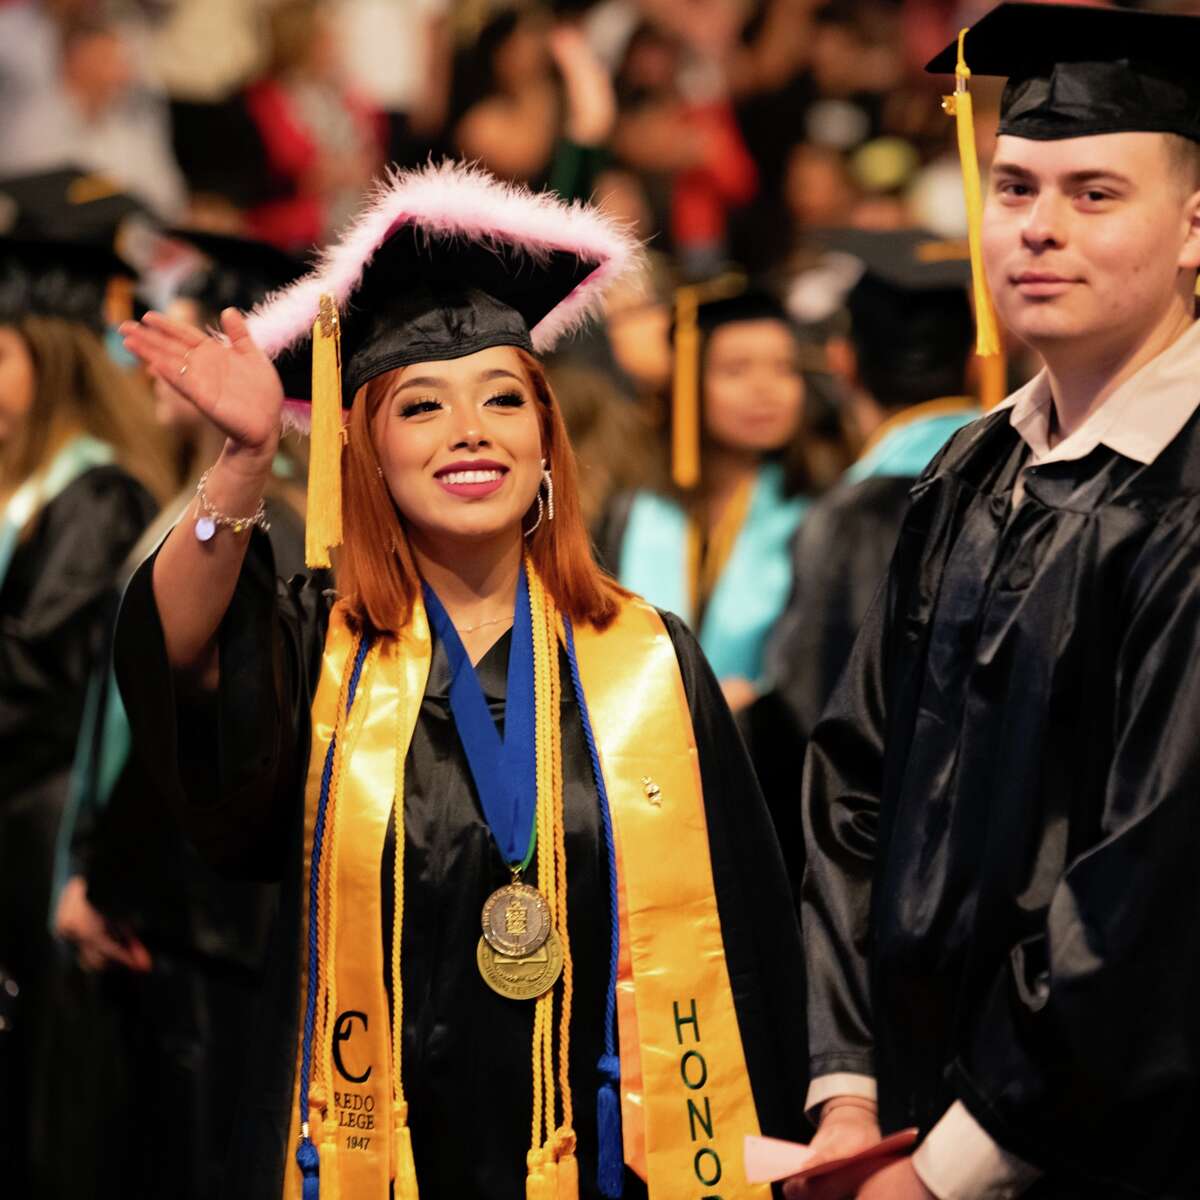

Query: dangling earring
[524,460,553,538]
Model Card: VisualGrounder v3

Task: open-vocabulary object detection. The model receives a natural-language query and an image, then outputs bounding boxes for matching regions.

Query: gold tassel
[306,293,345,568]
[942,28,1001,359]
[392,1103,420,1200]
[526,1149,547,1200]
[978,347,1007,410]
[554,1130,579,1200]
[671,288,701,491]
[319,1119,342,1200]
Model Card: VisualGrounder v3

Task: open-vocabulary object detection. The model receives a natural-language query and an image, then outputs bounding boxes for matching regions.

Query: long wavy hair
[338,349,627,636]
[0,315,174,506]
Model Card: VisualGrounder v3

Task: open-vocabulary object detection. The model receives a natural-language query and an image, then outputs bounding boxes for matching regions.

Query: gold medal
[476,929,564,1000]
[481,882,551,957]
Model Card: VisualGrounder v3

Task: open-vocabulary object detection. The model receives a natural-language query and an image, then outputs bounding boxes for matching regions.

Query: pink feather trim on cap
[247,160,643,432]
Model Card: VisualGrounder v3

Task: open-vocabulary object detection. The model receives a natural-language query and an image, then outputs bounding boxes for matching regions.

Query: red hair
[338,350,627,636]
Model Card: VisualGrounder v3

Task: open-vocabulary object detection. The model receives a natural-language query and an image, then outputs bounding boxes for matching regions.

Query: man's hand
[54,875,152,974]
[784,1099,882,1199]
[857,1160,936,1199]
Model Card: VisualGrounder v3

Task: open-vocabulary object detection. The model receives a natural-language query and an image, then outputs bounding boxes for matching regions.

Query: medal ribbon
[422,566,538,871]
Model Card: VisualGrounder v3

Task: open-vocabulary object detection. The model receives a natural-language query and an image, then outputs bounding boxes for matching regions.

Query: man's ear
[1179,186,1200,271]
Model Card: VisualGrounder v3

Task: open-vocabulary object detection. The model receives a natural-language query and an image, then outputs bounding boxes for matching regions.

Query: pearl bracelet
[193,468,271,542]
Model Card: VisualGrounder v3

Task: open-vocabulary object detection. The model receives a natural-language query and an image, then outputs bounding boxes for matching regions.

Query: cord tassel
[943,28,1001,358]
[306,293,344,568]
[671,290,701,490]
[526,1149,549,1200]
[318,1120,342,1200]
[392,1102,420,1200]
[554,1129,579,1200]
[596,1054,624,1198]
[297,1135,321,1200]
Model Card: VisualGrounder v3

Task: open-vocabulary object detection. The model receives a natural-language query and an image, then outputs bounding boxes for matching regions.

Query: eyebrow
[991,162,1134,188]
[393,367,525,393]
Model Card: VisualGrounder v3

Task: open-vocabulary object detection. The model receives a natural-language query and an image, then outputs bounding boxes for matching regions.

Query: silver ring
[178,349,193,377]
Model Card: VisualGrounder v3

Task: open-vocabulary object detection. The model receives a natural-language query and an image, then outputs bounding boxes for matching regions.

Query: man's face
[982,132,1200,354]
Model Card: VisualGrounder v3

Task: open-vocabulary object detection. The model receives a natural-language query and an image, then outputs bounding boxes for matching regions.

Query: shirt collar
[994,319,1200,467]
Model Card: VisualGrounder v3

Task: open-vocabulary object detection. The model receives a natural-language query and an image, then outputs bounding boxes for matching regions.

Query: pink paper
[744,1134,819,1183]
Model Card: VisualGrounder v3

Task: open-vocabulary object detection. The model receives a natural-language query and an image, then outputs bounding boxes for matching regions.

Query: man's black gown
[114,535,810,1199]
[804,405,1200,1198]
[0,464,155,1194]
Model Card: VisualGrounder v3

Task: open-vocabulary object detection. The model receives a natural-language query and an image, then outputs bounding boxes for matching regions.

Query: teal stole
[617,462,808,683]
[844,402,979,485]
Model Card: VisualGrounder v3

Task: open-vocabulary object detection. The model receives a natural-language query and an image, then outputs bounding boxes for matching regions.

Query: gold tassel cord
[671,290,701,491]
[942,28,1002,359]
[306,294,345,569]
[391,652,420,1200]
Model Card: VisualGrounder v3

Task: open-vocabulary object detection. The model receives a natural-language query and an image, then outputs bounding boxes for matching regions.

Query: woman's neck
[698,446,759,527]
[408,525,524,663]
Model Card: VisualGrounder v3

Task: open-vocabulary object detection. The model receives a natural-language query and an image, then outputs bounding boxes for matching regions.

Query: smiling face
[369,345,544,546]
[982,132,1200,358]
[702,319,806,456]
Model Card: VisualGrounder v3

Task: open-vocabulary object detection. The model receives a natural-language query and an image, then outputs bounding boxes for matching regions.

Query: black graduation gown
[0,464,155,1195]
[804,405,1200,1198]
[113,533,810,1200]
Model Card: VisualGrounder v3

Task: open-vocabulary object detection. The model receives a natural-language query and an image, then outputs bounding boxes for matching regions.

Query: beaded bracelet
[193,468,271,542]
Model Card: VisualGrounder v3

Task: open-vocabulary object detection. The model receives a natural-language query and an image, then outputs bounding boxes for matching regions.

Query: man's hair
[1164,133,1200,194]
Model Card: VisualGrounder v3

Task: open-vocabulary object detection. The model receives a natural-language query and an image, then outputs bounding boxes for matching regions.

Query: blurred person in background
[762,230,977,908]
[244,0,385,251]
[0,237,171,1195]
[0,8,187,220]
[49,229,312,1200]
[595,286,847,711]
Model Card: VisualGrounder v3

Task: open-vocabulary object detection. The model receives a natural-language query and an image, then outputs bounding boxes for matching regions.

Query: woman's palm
[120,308,283,455]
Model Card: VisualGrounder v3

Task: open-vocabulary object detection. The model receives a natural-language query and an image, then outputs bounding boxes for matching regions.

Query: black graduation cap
[0,167,152,245]
[819,228,974,383]
[0,237,135,332]
[169,229,307,317]
[925,2,1200,143]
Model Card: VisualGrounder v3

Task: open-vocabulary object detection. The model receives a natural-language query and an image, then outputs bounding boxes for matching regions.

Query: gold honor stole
[283,595,767,1199]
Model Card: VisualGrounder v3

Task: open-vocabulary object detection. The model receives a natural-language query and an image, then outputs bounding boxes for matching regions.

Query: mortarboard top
[925,2,1200,144]
[168,229,307,318]
[0,166,152,246]
[816,228,972,293]
[0,237,134,332]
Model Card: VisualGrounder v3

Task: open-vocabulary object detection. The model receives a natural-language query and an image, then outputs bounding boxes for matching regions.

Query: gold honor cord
[943,29,1002,360]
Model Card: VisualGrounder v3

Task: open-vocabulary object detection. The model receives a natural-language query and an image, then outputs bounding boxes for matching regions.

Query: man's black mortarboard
[926,2,1200,144]
[0,237,134,333]
[0,167,152,246]
[245,161,641,567]
[169,229,307,317]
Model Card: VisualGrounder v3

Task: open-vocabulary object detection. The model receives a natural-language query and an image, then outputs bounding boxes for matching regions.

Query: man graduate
[796,5,1200,1199]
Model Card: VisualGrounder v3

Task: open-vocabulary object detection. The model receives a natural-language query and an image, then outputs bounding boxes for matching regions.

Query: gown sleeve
[661,609,811,1137]
[0,467,153,790]
[112,528,330,881]
[950,516,1200,1191]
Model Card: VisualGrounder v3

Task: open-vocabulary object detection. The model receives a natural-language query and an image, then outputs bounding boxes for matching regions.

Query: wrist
[822,1096,879,1123]
[218,435,278,480]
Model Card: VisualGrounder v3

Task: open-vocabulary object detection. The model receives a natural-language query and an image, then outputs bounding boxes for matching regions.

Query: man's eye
[400,398,441,418]
[998,182,1032,198]
[485,391,525,408]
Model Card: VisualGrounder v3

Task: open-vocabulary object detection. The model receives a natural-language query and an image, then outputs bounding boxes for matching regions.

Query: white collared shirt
[805,319,1200,1200]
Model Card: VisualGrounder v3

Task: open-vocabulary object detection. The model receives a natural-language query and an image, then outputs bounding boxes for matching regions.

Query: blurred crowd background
[0,0,1185,1196]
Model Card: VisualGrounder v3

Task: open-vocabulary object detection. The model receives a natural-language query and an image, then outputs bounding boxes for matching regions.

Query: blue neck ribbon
[422,566,539,871]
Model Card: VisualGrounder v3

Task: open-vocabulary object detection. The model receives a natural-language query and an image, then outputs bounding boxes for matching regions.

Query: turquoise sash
[845,408,978,484]
[617,463,808,683]
[0,434,114,588]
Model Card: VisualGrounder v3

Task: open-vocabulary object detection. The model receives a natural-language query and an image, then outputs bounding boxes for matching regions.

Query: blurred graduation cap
[168,229,307,317]
[245,160,641,567]
[0,167,152,246]
[0,237,135,333]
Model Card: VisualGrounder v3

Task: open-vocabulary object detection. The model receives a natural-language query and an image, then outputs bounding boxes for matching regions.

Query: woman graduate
[115,162,807,1200]
[595,286,845,714]
[0,237,169,1193]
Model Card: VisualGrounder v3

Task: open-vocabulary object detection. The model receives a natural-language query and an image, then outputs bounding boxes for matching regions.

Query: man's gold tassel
[392,1102,419,1200]
[306,293,345,569]
[943,29,1002,359]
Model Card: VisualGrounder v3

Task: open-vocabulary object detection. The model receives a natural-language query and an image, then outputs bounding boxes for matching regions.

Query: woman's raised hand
[120,308,283,464]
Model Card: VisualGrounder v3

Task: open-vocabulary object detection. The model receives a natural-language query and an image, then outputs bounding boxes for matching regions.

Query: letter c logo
[332,1010,372,1084]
